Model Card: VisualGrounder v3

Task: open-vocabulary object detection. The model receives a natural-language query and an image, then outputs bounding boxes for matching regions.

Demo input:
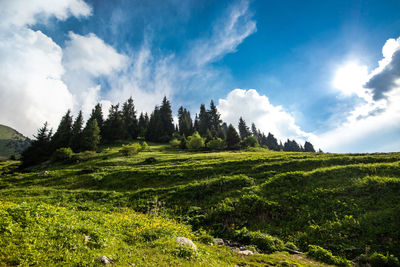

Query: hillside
[0,124,30,159]
[1,144,400,266]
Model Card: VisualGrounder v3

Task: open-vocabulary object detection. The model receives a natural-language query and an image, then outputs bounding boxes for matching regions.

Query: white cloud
[0,0,91,28]
[189,0,256,66]
[0,0,91,137]
[217,89,315,143]
[318,37,400,153]
[0,28,73,137]
[62,32,128,117]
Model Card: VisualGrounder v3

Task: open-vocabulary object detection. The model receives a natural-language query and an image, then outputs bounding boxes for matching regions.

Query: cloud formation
[365,37,400,100]
[217,89,315,143]
[0,0,91,137]
[189,0,256,66]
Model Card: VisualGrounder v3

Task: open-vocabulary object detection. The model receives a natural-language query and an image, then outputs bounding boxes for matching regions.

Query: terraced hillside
[1,144,400,266]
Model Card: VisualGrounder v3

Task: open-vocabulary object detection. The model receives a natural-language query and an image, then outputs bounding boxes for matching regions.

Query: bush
[71,151,96,162]
[187,132,205,150]
[170,138,180,148]
[242,136,259,148]
[140,141,149,151]
[119,143,142,156]
[358,252,400,267]
[232,228,284,253]
[307,245,351,266]
[51,147,73,162]
[206,138,225,150]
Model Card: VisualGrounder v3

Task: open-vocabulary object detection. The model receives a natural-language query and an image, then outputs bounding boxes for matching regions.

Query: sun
[333,62,369,96]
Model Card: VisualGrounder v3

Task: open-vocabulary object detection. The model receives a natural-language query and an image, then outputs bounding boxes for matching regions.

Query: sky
[1,0,400,153]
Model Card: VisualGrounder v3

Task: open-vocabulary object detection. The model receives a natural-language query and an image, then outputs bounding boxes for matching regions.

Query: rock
[84,235,91,243]
[237,250,254,256]
[214,238,224,245]
[239,245,247,251]
[175,237,197,251]
[284,247,303,254]
[94,256,114,265]
[39,170,49,176]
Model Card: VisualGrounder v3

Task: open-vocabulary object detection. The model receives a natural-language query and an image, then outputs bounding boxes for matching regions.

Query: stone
[235,248,254,256]
[40,170,49,176]
[214,238,224,245]
[94,256,114,265]
[175,237,197,251]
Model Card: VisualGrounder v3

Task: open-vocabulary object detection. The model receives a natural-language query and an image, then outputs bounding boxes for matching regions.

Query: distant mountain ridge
[0,124,30,159]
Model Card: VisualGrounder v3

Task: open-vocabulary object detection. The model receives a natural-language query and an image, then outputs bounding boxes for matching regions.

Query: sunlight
[333,62,369,96]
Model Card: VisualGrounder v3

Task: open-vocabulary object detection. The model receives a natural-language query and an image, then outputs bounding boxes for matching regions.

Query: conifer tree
[159,96,174,142]
[238,117,250,140]
[102,104,124,142]
[266,132,279,151]
[70,111,83,152]
[198,104,210,136]
[122,97,138,139]
[226,124,241,149]
[81,119,101,151]
[138,112,149,138]
[178,106,193,137]
[304,141,316,152]
[51,110,73,150]
[208,100,221,133]
[90,103,104,130]
[21,122,53,167]
[194,114,199,132]
[146,106,162,142]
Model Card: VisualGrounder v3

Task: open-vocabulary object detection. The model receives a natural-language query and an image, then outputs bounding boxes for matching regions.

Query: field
[1,143,400,266]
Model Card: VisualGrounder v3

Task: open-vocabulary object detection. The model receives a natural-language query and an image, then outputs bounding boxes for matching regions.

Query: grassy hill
[0,124,30,159]
[1,143,399,266]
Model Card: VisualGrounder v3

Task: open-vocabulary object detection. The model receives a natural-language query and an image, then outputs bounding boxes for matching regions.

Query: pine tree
[90,103,104,131]
[70,111,83,152]
[198,104,210,136]
[266,132,279,151]
[251,123,258,137]
[102,104,124,142]
[81,119,101,151]
[21,122,53,167]
[122,97,138,139]
[226,124,241,149]
[178,106,193,137]
[146,106,162,142]
[208,100,221,133]
[138,112,149,138]
[304,141,316,152]
[51,110,73,150]
[194,114,199,132]
[159,96,174,142]
[238,117,250,140]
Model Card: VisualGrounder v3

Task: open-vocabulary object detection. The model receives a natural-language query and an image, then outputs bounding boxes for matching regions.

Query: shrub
[307,245,351,266]
[144,157,157,164]
[119,143,141,156]
[242,136,259,148]
[72,151,96,162]
[187,132,205,150]
[170,138,180,148]
[140,141,149,151]
[206,138,225,150]
[51,147,73,162]
[232,228,284,253]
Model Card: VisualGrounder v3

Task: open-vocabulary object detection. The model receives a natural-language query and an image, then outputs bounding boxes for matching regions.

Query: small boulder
[235,248,254,256]
[175,237,197,251]
[94,256,114,265]
[214,238,224,245]
[40,170,49,176]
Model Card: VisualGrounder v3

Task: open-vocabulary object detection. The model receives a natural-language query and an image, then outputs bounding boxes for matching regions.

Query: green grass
[1,143,400,266]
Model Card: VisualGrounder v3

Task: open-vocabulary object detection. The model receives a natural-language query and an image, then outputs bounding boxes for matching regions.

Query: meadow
[1,143,399,266]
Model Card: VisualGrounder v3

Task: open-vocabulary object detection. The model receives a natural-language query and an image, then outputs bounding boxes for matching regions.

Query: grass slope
[0,124,30,159]
[1,143,400,266]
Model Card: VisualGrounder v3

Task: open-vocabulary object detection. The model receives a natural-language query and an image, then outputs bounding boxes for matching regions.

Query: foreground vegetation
[1,144,400,266]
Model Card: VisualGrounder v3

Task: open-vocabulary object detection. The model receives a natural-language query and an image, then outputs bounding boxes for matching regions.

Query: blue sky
[1,0,400,152]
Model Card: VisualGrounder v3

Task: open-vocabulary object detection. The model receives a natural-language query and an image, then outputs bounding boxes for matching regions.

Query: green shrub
[71,150,96,162]
[170,138,181,148]
[359,252,400,267]
[242,136,259,148]
[232,228,284,253]
[51,147,73,162]
[140,141,149,151]
[206,138,225,150]
[307,245,351,266]
[187,132,205,150]
[119,143,142,156]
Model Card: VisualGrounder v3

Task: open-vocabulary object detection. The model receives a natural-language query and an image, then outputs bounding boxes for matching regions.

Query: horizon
[1,0,400,153]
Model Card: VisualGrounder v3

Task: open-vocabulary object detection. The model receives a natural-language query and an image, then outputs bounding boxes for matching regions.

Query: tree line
[21,96,316,167]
